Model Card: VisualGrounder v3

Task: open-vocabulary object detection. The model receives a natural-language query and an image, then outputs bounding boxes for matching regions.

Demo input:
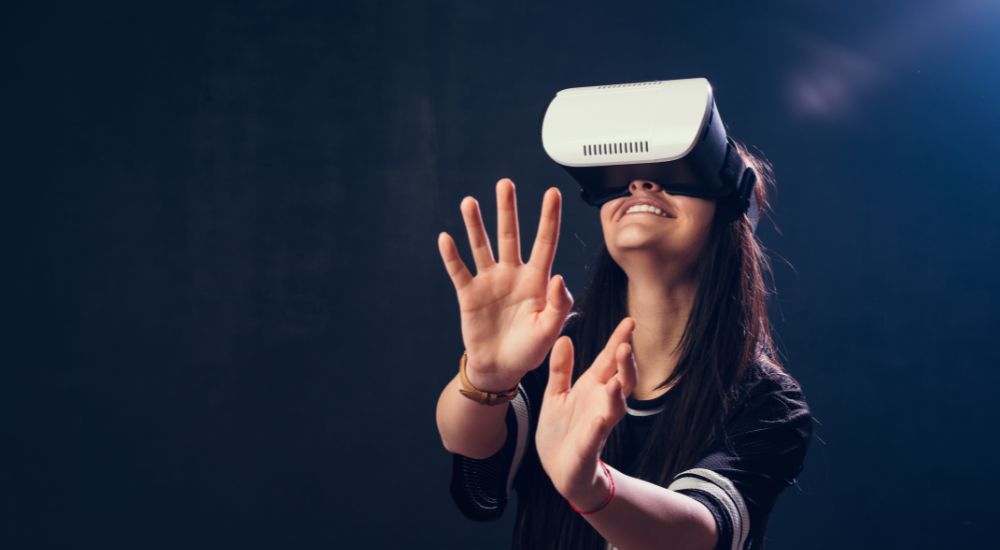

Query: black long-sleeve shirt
[448,353,814,550]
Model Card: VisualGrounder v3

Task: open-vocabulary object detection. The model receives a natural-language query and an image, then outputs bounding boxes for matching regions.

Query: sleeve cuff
[448,383,530,521]
[668,468,750,550]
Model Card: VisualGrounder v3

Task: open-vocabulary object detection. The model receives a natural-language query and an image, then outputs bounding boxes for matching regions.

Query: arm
[434,184,573,460]
[441,358,539,522]
[435,366,520,459]
[565,463,717,550]
[533,325,725,550]
[550,353,814,550]
[436,374,510,459]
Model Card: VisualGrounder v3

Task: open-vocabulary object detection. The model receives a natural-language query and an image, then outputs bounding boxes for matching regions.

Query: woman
[435,141,814,550]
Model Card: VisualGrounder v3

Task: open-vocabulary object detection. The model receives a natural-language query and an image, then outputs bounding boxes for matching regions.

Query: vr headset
[540,77,759,229]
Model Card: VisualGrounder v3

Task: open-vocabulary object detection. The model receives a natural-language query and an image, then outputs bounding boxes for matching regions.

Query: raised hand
[534,317,639,508]
[437,178,574,390]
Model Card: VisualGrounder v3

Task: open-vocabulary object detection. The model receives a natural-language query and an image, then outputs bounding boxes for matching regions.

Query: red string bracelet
[569,459,615,515]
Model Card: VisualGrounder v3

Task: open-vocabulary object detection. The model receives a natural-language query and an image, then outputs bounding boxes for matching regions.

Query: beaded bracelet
[568,459,615,515]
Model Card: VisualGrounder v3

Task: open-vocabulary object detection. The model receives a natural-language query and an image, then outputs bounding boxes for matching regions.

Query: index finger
[527,187,562,275]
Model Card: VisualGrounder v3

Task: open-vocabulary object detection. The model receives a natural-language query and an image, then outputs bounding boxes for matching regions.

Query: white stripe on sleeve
[668,468,750,550]
[505,383,530,498]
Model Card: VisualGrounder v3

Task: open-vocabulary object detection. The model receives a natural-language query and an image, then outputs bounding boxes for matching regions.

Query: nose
[629,180,662,194]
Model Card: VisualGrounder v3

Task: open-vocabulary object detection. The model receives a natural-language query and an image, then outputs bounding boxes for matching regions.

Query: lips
[619,197,677,220]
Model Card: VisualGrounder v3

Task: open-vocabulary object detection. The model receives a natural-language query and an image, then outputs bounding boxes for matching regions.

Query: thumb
[583,414,612,459]
[540,274,573,333]
[545,335,574,398]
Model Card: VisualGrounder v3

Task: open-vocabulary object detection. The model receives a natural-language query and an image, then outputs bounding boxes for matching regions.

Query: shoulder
[706,358,815,485]
[668,359,815,549]
[727,358,813,435]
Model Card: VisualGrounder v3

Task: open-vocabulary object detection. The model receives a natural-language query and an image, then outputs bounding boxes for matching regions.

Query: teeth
[625,204,669,217]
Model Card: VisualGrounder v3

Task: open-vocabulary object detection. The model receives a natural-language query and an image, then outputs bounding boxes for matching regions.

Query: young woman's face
[599,179,716,277]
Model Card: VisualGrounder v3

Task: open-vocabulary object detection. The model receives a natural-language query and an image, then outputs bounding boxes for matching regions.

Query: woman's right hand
[437,178,574,391]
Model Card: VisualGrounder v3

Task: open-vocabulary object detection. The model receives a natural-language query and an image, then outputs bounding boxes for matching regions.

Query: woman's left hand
[535,317,639,509]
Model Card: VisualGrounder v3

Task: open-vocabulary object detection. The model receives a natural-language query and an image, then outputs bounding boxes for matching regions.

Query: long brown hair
[512,140,783,549]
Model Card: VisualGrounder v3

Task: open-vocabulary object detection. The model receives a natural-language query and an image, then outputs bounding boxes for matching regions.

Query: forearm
[435,373,512,459]
[567,464,717,550]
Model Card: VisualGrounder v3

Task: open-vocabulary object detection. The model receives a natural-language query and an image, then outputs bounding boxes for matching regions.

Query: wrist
[566,459,615,515]
[457,351,520,406]
[465,354,522,391]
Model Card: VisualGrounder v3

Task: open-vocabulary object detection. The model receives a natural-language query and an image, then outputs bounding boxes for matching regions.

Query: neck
[624,269,698,400]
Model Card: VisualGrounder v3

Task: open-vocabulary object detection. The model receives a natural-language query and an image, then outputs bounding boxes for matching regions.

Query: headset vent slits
[583,141,649,156]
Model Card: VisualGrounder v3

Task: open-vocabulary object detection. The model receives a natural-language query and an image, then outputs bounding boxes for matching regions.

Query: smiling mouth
[622,204,673,219]
[625,211,671,218]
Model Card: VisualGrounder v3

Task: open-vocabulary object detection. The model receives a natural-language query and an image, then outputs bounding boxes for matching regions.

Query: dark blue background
[5,1,999,548]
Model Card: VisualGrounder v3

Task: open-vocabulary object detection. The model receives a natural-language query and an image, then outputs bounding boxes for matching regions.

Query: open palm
[437,178,574,389]
[535,317,639,502]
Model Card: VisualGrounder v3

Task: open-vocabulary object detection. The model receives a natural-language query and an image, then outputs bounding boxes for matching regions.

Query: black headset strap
[717,138,760,231]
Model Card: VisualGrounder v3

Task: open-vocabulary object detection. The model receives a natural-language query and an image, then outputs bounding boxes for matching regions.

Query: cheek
[599,206,618,232]
[680,200,716,232]
[677,200,715,247]
[697,206,716,234]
